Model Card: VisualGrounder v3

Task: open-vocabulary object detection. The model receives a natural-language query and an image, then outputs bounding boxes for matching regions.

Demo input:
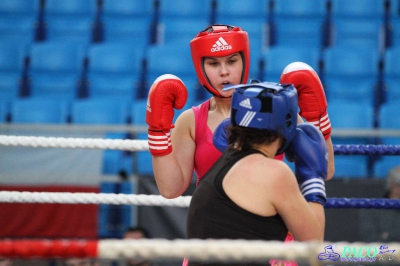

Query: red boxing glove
[280,62,331,140]
[146,74,188,156]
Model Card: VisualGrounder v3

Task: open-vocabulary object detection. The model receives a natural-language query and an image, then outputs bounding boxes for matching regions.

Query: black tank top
[187,148,288,241]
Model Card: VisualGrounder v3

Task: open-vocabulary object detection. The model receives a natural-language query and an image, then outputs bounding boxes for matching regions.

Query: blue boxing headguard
[228,80,298,154]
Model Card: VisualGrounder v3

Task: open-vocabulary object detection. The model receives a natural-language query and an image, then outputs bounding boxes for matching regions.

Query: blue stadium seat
[384,79,400,104]
[375,101,400,178]
[331,0,386,18]
[0,0,40,17]
[159,0,213,19]
[161,18,209,45]
[329,100,374,178]
[43,0,98,44]
[216,0,269,23]
[10,98,69,124]
[102,0,153,17]
[384,46,400,103]
[130,100,153,175]
[28,41,87,100]
[261,45,321,82]
[145,43,195,85]
[102,15,151,45]
[87,42,143,100]
[0,0,41,42]
[330,0,386,50]
[157,0,213,44]
[329,101,374,129]
[324,79,376,105]
[0,17,37,43]
[272,0,327,48]
[322,45,380,103]
[102,0,153,44]
[102,132,133,175]
[331,18,384,50]
[0,39,29,101]
[0,100,8,123]
[71,99,130,125]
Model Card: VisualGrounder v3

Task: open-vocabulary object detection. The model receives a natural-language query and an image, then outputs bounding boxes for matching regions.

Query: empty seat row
[0,98,155,125]
[3,0,400,49]
[3,38,400,111]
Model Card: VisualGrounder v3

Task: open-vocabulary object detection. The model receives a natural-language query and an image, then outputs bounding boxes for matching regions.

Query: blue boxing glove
[285,123,328,205]
[213,118,231,153]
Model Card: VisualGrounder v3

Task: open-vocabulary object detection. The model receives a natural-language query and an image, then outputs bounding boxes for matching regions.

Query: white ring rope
[0,191,191,207]
[98,239,399,265]
[0,135,148,151]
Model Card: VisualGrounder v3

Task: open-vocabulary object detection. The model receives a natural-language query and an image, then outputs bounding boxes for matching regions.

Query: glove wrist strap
[305,110,331,140]
[148,129,172,156]
[300,177,326,206]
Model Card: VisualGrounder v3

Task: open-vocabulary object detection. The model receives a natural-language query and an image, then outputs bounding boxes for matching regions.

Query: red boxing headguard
[190,25,250,97]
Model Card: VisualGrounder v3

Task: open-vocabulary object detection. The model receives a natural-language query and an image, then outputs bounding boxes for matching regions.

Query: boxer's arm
[297,114,334,180]
[273,124,327,241]
[152,109,196,198]
[271,164,325,242]
[146,74,194,198]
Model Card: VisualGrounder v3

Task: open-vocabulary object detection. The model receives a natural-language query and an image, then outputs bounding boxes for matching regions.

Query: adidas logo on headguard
[211,37,232,52]
[239,98,252,109]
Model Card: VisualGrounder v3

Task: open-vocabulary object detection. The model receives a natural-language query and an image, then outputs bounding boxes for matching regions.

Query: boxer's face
[203,53,243,97]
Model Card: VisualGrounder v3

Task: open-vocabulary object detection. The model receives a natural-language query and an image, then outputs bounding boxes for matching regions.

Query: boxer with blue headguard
[188,80,326,246]
[213,80,327,205]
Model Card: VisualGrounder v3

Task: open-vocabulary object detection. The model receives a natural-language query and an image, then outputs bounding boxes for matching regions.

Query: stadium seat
[160,18,209,45]
[0,39,29,101]
[87,42,144,100]
[330,0,386,50]
[130,100,153,175]
[0,100,8,123]
[261,45,321,82]
[383,79,400,104]
[328,100,375,178]
[374,101,400,177]
[331,0,386,18]
[216,0,269,24]
[102,0,153,44]
[43,0,98,44]
[10,98,69,124]
[0,0,41,42]
[272,0,327,48]
[145,43,195,85]
[329,101,374,129]
[71,99,130,125]
[157,0,213,45]
[384,46,400,103]
[102,132,133,176]
[322,45,380,103]
[102,15,152,45]
[28,41,87,100]
[159,0,213,19]
[331,18,384,50]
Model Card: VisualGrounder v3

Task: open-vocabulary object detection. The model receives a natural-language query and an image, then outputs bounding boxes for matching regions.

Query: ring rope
[1,135,400,155]
[0,135,148,151]
[0,191,191,207]
[0,238,398,265]
[1,191,399,209]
